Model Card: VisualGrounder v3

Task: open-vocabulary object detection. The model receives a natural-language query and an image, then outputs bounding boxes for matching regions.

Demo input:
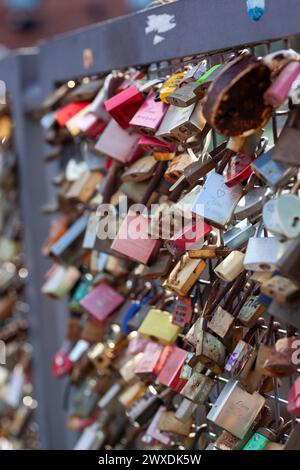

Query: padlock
[69,379,99,419]
[140,253,173,280]
[52,351,73,378]
[139,134,177,154]
[104,84,145,129]
[134,341,164,380]
[261,275,300,304]
[50,213,89,263]
[192,172,243,229]
[111,211,159,265]
[65,171,102,204]
[81,318,105,344]
[244,224,293,272]
[41,264,81,299]
[208,307,236,340]
[164,152,196,184]
[171,296,193,328]
[224,153,254,187]
[207,379,266,439]
[165,255,206,296]
[288,377,300,416]
[203,54,272,137]
[130,91,168,135]
[223,219,255,250]
[195,328,226,374]
[157,411,192,437]
[164,220,212,257]
[264,61,300,107]
[263,49,300,74]
[252,148,297,190]
[237,295,266,327]
[263,194,300,239]
[225,340,256,378]
[95,119,141,164]
[87,343,112,372]
[283,421,300,450]
[56,102,90,127]
[277,236,300,286]
[159,72,187,103]
[121,155,157,183]
[69,275,93,313]
[138,309,181,345]
[214,251,245,282]
[234,186,270,220]
[118,382,146,409]
[166,64,223,107]
[214,431,242,451]
[243,421,282,450]
[226,130,263,156]
[175,397,197,423]
[188,245,231,259]
[180,372,214,404]
[144,406,171,446]
[41,214,71,257]
[268,300,300,330]
[272,106,300,166]
[156,346,188,392]
[243,343,274,393]
[79,282,124,324]
[263,336,299,377]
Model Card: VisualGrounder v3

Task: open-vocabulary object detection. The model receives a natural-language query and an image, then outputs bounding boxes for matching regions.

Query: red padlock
[224,153,254,187]
[288,377,300,416]
[52,351,73,378]
[164,220,212,257]
[104,85,145,129]
[55,102,90,127]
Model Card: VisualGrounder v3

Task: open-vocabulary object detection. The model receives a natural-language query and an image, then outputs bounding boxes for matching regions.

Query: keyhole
[292,216,300,227]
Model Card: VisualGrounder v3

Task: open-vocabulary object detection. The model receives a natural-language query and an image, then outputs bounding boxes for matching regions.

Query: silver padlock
[207,380,265,439]
[192,172,243,229]
[234,187,270,220]
[263,194,300,239]
[244,224,293,272]
[223,219,255,250]
[252,148,297,190]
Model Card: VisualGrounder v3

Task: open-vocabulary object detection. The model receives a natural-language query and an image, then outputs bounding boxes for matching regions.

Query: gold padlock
[165,255,206,296]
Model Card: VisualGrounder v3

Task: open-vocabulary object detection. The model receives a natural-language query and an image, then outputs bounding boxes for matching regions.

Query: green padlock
[243,419,283,450]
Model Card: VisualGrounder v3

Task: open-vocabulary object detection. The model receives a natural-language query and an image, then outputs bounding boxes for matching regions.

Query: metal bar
[39,0,300,87]
[0,51,75,450]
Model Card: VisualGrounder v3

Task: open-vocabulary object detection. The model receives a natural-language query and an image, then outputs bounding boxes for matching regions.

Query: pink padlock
[288,377,300,416]
[130,92,168,135]
[264,61,300,107]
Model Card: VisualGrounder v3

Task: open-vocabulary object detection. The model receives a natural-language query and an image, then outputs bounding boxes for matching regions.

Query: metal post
[0,50,75,450]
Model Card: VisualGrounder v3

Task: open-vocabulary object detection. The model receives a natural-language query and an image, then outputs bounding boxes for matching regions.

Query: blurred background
[0,0,155,52]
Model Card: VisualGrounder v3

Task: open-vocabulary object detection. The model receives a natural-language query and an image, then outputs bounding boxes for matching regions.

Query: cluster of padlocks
[0,104,39,450]
[40,47,300,450]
